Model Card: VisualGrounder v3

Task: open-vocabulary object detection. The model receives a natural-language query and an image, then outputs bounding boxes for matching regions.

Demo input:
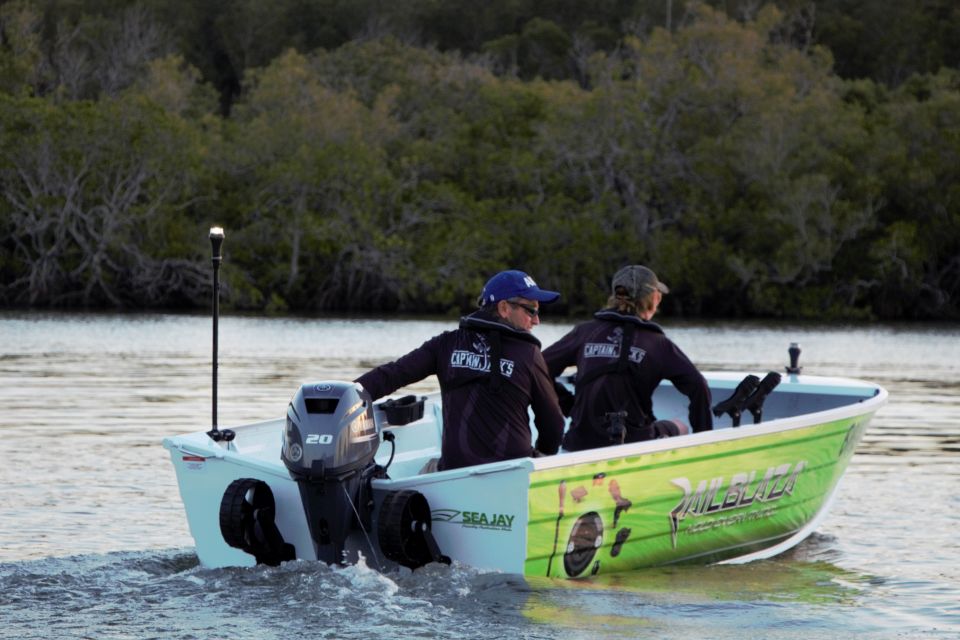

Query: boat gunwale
[161,374,887,484]
[532,379,887,472]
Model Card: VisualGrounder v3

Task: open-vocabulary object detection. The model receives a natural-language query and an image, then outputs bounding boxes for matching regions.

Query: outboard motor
[282,381,382,564]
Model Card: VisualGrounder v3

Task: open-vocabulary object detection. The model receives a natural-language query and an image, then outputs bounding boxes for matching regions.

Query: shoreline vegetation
[1,1,958,320]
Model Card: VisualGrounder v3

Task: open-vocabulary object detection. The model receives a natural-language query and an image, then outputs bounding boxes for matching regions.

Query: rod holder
[712,375,760,427]
[746,371,782,424]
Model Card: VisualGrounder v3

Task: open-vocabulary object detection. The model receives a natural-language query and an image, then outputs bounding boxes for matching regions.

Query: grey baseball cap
[612,265,669,299]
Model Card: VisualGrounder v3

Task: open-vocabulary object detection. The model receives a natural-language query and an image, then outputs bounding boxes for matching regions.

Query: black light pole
[207,227,233,442]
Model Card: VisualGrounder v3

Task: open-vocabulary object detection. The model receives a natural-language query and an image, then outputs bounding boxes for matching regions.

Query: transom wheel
[378,490,436,569]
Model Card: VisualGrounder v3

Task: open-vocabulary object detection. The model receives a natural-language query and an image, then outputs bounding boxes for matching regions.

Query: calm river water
[0,311,958,639]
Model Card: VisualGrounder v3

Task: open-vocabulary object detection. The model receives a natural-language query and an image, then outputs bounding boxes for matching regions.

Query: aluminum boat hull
[162,372,886,577]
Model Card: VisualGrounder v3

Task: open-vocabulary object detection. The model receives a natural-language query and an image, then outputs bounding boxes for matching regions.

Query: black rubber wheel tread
[377,489,433,569]
[219,478,275,551]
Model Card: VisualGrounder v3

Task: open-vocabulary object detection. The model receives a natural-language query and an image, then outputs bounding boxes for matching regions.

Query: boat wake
[0,548,533,640]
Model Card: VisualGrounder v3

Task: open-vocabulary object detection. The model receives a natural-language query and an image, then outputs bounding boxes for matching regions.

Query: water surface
[1,313,957,639]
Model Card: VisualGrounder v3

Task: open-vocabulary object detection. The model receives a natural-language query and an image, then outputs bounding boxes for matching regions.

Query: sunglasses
[507,301,539,317]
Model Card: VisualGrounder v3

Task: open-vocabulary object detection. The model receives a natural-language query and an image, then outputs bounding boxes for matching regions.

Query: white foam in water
[340,552,400,597]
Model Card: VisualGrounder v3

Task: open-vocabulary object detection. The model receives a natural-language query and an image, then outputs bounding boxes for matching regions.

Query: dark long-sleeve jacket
[542,310,712,451]
[356,312,565,471]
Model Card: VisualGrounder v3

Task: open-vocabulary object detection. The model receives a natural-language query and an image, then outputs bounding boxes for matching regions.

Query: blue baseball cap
[478,270,560,306]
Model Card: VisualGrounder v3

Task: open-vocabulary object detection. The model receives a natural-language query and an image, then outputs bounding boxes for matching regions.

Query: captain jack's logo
[583,327,646,363]
[668,461,806,548]
[450,338,515,377]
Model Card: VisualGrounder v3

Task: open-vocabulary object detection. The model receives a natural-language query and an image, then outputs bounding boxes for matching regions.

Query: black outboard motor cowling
[283,381,381,564]
[283,381,379,477]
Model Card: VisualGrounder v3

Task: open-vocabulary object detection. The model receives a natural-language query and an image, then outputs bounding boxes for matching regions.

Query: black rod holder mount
[746,371,782,424]
[712,375,760,427]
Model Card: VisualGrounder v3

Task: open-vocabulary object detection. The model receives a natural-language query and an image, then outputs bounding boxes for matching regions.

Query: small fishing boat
[163,361,886,577]
[163,230,887,577]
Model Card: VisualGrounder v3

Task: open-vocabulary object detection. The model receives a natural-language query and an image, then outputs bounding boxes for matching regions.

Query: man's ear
[495,299,510,318]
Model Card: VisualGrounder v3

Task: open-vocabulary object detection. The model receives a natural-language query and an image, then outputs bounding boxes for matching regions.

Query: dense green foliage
[1,0,958,319]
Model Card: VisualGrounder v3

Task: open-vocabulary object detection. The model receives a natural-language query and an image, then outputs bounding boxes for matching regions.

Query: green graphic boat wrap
[526,413,873,578]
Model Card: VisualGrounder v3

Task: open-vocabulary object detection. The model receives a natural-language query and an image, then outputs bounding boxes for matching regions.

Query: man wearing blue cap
[356,270,565,471]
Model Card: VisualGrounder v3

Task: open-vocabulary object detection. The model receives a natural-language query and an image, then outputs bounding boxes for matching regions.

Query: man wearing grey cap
[542,265,712,450]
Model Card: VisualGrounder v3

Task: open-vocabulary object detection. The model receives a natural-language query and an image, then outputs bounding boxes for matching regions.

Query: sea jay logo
[450,337,515,377]
[432,508,515,531]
